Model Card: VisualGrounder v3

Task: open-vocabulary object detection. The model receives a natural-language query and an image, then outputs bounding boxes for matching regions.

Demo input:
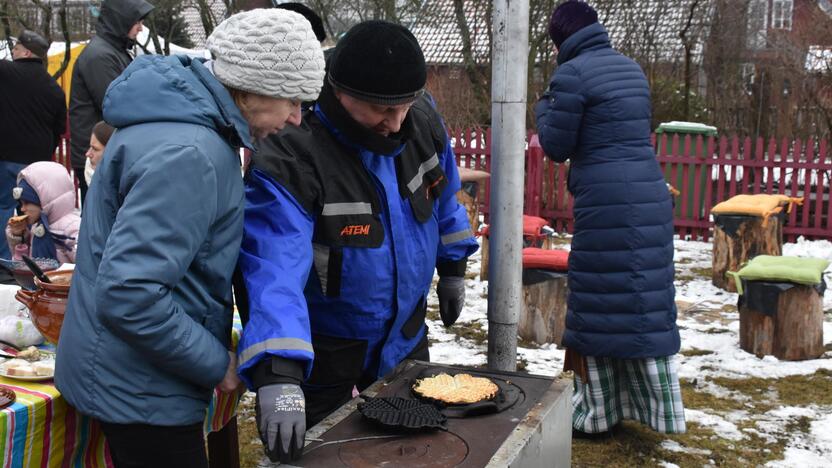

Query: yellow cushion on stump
[711,194,802,224]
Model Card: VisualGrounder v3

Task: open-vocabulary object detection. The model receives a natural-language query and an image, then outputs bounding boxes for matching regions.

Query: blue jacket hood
[104,55,253,150]
[557,22,611,65]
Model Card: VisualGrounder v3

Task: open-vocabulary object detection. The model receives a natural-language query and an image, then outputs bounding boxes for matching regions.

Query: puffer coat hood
[17,161,76,225]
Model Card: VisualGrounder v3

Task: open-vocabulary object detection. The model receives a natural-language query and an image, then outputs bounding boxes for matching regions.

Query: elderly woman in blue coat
[534,1,685,437]
[54,9,325,467]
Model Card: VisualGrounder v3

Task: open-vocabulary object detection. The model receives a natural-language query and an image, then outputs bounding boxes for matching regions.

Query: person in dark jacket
[236,21,478,463]
[55,9,325,467]
[68,0,153,205]
[534,1,685,436]
[0,30,66,260]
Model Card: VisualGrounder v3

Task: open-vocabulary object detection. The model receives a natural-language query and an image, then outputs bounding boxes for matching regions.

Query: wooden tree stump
[480,235,489,281]
[519,273,568,346]
[456,189,480,236]
[712,215,783,292]
[739,283,824,360]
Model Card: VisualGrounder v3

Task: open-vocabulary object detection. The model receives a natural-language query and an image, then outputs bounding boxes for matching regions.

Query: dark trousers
[0,161,25,260]
[100,421,208,468]
[303,333,430,427]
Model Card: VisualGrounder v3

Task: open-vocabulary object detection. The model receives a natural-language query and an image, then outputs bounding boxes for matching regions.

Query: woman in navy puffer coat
[535,1,684,436]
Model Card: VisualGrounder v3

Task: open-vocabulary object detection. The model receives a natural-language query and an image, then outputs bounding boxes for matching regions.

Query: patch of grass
[675,274,695,282]
[702,328,731,334]
[516,357,528,372]
[679,378,750,413]
[679,348,714,357]
[517,335,541,349]
[721,303,738,313]
[464,271,478,280]
[236,396,264,468]
[689,266,713,279]
[449,320,487,345]
[675,257,694,265]
[712,370,832,407]
[572,420,788,467]
[426,304,440,322]
[785,416,812,435]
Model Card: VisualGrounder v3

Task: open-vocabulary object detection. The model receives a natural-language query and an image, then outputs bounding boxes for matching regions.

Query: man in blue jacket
[236,20,479,463]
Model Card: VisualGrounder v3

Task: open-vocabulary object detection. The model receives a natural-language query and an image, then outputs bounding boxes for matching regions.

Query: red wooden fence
[450,128,832,242]
[56,128,832,242]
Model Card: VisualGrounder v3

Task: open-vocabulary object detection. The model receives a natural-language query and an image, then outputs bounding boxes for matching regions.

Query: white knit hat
[206,8,325,101]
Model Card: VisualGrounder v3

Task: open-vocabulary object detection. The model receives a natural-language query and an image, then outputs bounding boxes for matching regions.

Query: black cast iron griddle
[406,368,521,418]
[358,396,447,431]
[296,360,555,468]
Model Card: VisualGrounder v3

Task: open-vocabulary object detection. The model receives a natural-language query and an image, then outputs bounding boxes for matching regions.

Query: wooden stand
[739,284,824,360]
[520,274,568,346]
[712,216,783,292]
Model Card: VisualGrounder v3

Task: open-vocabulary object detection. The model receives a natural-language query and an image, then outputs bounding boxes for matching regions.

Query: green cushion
[728,255,830,295]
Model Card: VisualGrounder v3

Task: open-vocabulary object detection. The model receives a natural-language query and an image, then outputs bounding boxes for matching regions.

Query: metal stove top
[292,360,571,468]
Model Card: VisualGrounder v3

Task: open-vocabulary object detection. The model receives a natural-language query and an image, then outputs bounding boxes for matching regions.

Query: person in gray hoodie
[68,0,153,205]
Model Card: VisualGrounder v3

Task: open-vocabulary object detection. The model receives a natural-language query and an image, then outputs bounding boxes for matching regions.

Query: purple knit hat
[548,1,598,48]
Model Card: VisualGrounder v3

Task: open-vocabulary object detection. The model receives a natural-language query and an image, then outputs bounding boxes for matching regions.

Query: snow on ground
[426,235,832,464]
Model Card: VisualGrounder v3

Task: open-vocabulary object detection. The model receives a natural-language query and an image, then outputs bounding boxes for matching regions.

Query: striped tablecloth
[0,315,244,467]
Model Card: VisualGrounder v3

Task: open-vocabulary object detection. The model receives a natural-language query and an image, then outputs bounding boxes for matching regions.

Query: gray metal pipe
[487,0,529,372]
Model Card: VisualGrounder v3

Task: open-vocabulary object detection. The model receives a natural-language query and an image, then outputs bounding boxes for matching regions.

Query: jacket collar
[188,57,254,151]
[13,57,44,65]
[316,84,413,156]
[557,22,611,65]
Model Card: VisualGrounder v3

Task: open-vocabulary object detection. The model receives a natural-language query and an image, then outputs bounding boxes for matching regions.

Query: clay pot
[14,270,73,344]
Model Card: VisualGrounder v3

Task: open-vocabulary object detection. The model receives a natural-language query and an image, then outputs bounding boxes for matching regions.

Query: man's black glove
[256,383,306,463]
[437,276,465,327]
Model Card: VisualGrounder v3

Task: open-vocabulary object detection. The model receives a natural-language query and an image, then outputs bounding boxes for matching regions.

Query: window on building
[772,0,793,30]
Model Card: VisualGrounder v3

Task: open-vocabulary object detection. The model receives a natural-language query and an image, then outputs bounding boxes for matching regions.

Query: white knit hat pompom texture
[207,8,325,102]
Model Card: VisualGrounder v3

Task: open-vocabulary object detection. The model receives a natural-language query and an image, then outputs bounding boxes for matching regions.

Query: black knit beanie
[328,20,426,105]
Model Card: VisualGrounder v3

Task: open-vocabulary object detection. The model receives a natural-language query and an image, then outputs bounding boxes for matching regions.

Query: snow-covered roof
[134,28,210,59]
[409,0,491,65]
[410,0,709,66]
[806,45,832,73]
[181,0,228,47]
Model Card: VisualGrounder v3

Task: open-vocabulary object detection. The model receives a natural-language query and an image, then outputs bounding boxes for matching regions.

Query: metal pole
[487,0,529,372]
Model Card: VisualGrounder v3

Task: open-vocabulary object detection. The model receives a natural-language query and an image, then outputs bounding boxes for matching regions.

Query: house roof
[181,0,228,46]
[409,0,491,65]
[410,0,709,66]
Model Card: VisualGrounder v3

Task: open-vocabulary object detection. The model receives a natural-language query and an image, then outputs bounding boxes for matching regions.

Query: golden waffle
[413,373,499,404]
